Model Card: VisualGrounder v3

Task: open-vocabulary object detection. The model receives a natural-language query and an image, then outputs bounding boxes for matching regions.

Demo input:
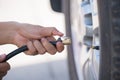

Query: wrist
[8,22,21,44]
[0,22,20,44]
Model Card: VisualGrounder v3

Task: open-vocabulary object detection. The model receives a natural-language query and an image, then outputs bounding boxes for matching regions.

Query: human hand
[12,22,64,55]
[0,54,10,80]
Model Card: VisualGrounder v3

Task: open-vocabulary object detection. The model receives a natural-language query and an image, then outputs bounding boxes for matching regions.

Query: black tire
[98,0,120,80]
[62,0,79,80]
[64,0,120,80]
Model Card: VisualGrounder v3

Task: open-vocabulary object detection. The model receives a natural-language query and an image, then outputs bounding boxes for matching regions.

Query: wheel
[50,0,120,80]
[65,0,120,80]
[66,0,100,80]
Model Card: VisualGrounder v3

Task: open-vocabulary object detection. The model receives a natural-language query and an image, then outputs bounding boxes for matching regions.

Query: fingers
[25,37,64,55]
[39,27,64,37]
[0,54,6,62]
[0,54,10,71]
[19,25,64,39]
[56,42,64,52]
[0,62,10,80]
[26,41,37,55]
[0,71,7,79]
[0,54,10,79]
[26,40,47,55]
[33,40,46,55]
[46,37,64,53]
[41,38,57,55]
[0,62,10,72]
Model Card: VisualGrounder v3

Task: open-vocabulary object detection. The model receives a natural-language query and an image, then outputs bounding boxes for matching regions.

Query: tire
[62,0,79,80]
[64,0,120,80]
[98,0,120,80]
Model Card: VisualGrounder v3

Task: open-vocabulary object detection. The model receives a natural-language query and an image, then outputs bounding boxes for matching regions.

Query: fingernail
[52,30,63,35]
[58,31,64,36]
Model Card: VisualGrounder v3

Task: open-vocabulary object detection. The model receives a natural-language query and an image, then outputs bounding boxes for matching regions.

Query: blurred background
[0,0,69,80]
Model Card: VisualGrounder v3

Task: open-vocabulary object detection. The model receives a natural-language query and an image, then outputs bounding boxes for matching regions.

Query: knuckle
[49,49,57,55]
[39,52,45,55]
[39,49,46,55]
[6,63,10,70]
[41,38,48,45]
[58,46,64,52]
[41,49,46,54]
[57,42,64,52]
[29,50,37,55]
[33,40,37,44]
[25,51,37,55]
[27,41,37,55]
[25,51,32,55]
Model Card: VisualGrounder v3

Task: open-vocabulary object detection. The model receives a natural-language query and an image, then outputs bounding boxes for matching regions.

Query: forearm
[0,22,19,44]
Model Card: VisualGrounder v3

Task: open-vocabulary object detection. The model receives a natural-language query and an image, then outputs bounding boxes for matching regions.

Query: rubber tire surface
[98,0,120,80]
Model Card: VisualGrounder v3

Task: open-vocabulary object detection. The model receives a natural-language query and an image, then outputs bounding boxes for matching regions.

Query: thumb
[0,54,6,62]
[20,27,64,39]
[40,27,64,37]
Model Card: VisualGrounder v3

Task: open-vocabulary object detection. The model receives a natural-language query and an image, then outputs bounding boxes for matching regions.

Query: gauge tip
[62,38,71,45]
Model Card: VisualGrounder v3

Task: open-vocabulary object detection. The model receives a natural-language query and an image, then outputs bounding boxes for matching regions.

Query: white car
[50,0,120,80]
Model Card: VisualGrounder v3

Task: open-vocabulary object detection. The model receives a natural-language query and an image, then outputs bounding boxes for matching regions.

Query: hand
[0,54,10,80]
[12,22,64,55]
